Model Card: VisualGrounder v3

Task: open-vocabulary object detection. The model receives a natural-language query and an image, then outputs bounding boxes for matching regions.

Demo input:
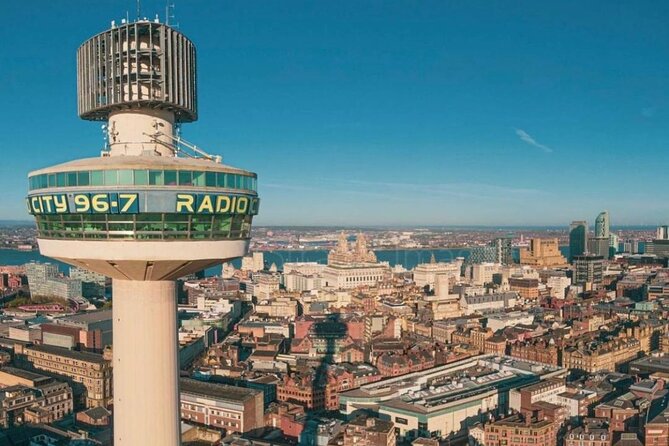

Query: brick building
[19,345,112,408]
[343,416,395,446]
[565,419,611,446]
[509,339,560,366]
[484,413,558,446]
[594,392,644,433]
[645,409,669,446]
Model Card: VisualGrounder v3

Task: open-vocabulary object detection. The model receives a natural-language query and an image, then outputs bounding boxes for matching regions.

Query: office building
[645,225,669,258]
[252,273,280,299]
[466,262,504,286]
[519,238,568,267]
[589,237,611,259]
[609,233,619,254]
[509,379,566,413]
[241,252,265,272]
[569,221,588,261]
[486,311,535,332]
[40,310,112,353]
[508,277,540,300]
[69,267,106,298]
[459,292,518,315]
[180,378,264,433]
[283,271,323,292]
[572,255,604,289]
[622,239,641,254]
[25,19,259,445]
[658,225,669,240]
[24,262,59,289]
[413,257,462,291]
[252,252,265,272]
[282,262,326,292]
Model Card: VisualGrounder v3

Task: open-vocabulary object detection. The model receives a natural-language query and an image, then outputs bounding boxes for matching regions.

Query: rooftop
[27,344,108,364]
[30,155,254,177]
[56,310,112,327]
[0,366,51,383]
[340,355,565,414]
[347,416,394,433]
[180,378,261,403]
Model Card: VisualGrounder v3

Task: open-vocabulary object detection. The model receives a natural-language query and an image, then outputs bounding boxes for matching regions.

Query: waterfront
[0,248,474,274]
[0,246,570,274]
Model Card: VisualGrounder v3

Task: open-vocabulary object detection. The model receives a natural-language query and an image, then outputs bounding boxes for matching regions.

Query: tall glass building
[569,220,588,262]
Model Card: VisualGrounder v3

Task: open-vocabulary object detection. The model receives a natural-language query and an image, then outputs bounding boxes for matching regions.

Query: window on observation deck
[28,170,257,191]
[77,171,90,186]
[205,172,216,187]
[192,171,206,187]
[149,170,164,185]
[133,170,148,185]
[104,170,118,185]
[178,170,192,186]
[35,213,253,241]
[118,170,133,185]
[91,171,104,186]
[164,170,178,186]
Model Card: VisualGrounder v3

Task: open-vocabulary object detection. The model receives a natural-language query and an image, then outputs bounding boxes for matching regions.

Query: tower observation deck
[26,19,259,445]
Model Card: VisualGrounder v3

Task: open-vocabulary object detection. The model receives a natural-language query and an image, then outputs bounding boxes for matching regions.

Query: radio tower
[26,18,259,445]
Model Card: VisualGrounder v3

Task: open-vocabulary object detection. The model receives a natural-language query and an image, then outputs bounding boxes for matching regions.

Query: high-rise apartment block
[646,225,669,258]
[24,262,82,300]
[469,236,513,265]
[595,211,610,238]
[589,211,611,259]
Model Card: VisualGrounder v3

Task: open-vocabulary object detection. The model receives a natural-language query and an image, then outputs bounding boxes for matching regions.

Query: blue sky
[1,1,668,226]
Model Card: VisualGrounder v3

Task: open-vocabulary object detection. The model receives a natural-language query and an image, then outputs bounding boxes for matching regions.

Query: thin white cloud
[641,107,656,118]
[515,129,553,153]
[263,178,545,204]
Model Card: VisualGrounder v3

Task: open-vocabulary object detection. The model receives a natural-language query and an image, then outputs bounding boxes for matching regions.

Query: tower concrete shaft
[112,280,179,445]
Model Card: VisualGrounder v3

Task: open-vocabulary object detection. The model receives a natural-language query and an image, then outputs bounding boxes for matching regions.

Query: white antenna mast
[165,1,176,26]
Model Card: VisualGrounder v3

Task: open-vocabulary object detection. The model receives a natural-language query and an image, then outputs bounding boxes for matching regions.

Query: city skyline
[3,1,669,225]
